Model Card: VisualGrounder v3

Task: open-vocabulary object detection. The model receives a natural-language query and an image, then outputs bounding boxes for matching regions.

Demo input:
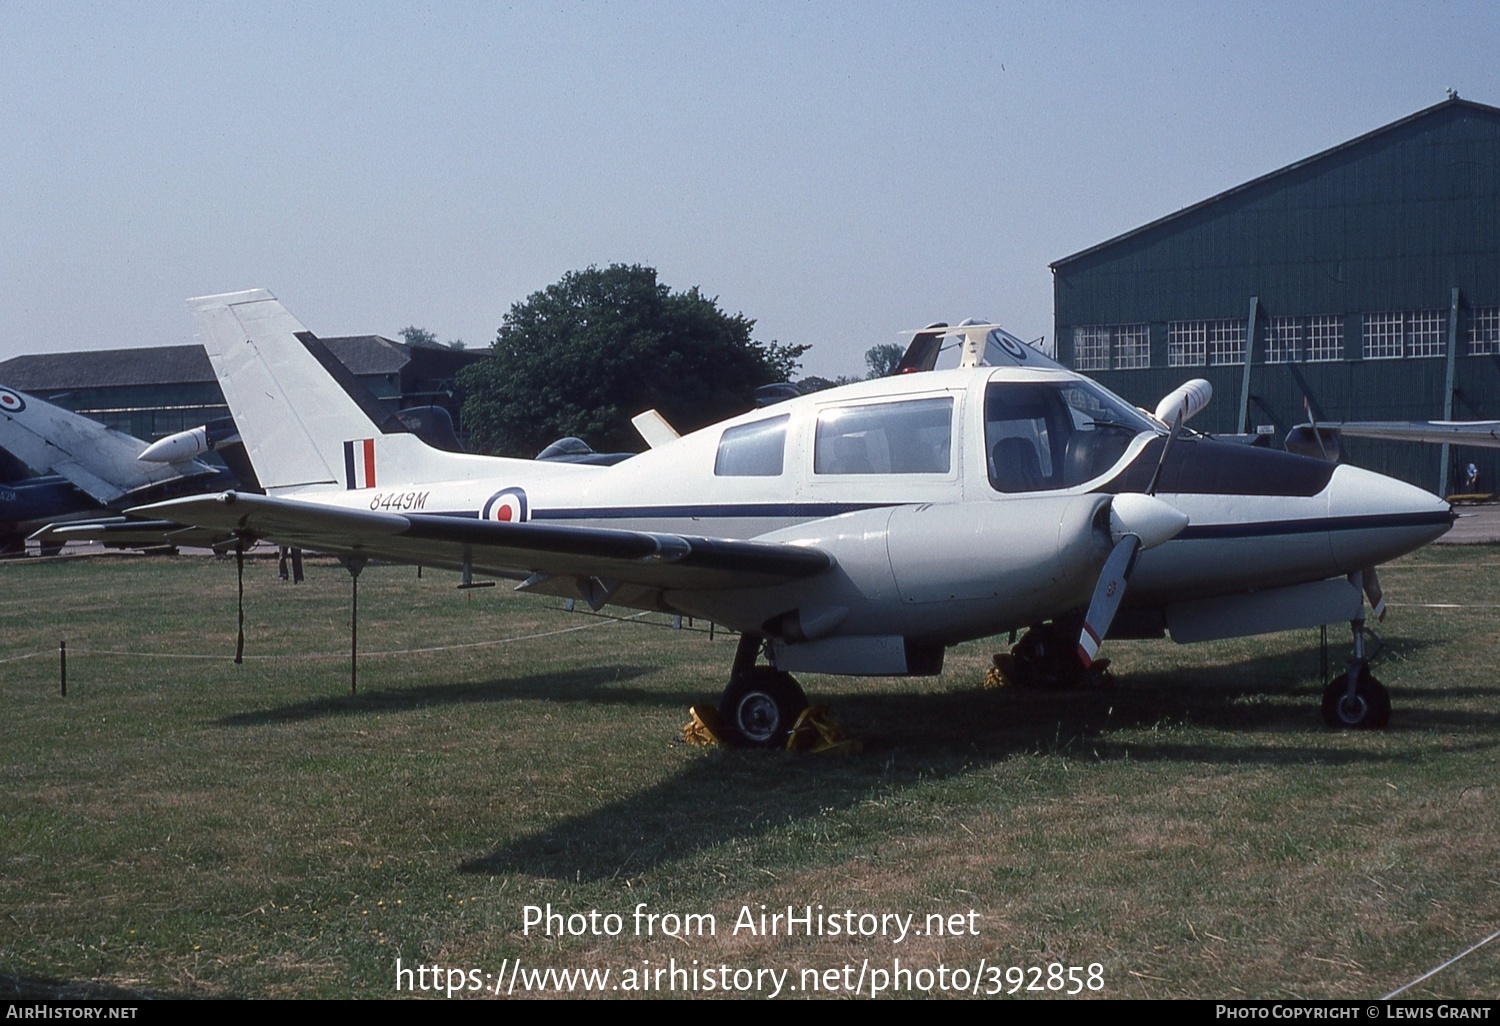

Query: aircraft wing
[131,492,835,592]
[1333,420,1500,448]
[28,517,240,551]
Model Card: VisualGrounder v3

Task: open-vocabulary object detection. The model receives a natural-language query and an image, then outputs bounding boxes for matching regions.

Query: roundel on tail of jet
[482,487,529,523]
[991,329,1028,361]
[0,388,26,413]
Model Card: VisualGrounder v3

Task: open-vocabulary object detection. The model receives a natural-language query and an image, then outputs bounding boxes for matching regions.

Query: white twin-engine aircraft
[136,291,1453,746]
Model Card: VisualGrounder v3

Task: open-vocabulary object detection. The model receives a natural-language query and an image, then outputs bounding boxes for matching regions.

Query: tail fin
[189,290,496,494]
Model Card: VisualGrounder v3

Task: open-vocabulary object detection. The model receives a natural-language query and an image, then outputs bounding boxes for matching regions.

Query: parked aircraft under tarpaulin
[132,291,1453,743]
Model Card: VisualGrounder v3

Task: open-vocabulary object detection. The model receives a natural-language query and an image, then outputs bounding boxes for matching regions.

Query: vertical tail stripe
[343,441,356,490]
[362,438,376,488]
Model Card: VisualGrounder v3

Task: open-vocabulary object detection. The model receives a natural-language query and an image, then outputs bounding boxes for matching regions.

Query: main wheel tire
[1321,667,1391,729]
[718,668,808,749]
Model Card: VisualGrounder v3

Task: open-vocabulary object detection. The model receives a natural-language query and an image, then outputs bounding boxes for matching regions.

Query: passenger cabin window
[714,415,789,477]
[815,398,953,475]
[985,381,1154,492]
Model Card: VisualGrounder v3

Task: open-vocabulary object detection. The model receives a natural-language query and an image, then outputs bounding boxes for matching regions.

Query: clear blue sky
[2,1,1497,378]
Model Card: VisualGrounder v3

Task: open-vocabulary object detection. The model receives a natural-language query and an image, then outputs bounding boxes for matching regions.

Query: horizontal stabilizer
[631,409,680,449]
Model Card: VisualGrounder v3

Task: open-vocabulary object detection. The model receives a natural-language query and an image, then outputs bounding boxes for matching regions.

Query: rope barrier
[2,609,661,670]
[1381,925,1500,999]
[0,650,49,665]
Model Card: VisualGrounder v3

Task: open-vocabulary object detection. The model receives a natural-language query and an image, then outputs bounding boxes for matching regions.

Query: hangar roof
[0,336,407,392]
[1050,96,1500,271]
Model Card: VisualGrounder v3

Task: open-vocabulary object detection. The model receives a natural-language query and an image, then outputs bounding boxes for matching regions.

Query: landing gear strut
[1321,607,1390,729]
[993,620,1113,689]
[717,634,808,748]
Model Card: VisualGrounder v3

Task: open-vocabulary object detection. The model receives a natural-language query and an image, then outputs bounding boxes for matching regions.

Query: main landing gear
[717,634,808,748]
[1321,614,1390,729]
[992,620,1114,690]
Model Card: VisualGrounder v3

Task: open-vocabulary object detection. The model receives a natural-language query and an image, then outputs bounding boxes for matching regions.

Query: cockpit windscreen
[986,380,1157,493]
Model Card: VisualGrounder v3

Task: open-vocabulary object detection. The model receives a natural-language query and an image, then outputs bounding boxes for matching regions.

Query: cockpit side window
[715,414,789,477]
[986,381,1153,492]
[814,398,953,475]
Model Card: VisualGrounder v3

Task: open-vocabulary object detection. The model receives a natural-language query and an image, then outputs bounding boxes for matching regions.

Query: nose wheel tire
[718,668,808,749]
[1321,666,1391,729]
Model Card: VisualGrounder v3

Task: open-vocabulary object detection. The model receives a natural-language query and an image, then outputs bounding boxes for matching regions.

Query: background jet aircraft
[136,291,1452,743]
[0,385,238,554]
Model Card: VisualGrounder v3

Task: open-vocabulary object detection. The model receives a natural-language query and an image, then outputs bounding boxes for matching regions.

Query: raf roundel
[482,487,529,524]
[994,331,1028,361]
[0,388,26,414]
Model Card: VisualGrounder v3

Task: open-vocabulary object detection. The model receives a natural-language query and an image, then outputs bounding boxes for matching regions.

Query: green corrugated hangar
[1052,95,1500,496]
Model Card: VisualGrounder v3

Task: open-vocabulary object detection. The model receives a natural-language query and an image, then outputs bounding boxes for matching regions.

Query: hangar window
[1406,311,1444,358]
[1114,324,1150,369]
[1167,321,1207,366]
[1266,318,1300,363]
[1207,320,1245,365]
[1362,313,1404,359]
[1470,308,1500,355]
[1073,327,1110,371]
[815,398,953,475]
[1363,311,1444,360]
[1306,316,1344,362]
[715,415,788,477]
[1073,324,1149,371]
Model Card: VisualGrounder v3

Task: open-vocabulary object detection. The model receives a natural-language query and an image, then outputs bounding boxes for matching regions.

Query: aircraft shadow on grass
[464,637,1497,882]
[211,664,675,727]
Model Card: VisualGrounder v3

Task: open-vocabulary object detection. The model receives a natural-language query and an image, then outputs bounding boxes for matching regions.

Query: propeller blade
[1146,410,1184,496]
[1078,492,1190,667]
[1078,534,1140,667]
[1362,567,1385,621]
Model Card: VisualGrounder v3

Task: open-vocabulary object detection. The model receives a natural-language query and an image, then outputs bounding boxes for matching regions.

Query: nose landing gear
[1321,596,1390,729]
[1321,664,1391,729]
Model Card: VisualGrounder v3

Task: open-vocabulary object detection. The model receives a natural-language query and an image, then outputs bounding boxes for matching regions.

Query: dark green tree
[459,264,807,456]
[796,374,857,394]
[864,342,904,379]
[399,326,438,347]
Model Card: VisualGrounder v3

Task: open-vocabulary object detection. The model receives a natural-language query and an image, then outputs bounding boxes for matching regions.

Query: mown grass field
[1,548,1496,999]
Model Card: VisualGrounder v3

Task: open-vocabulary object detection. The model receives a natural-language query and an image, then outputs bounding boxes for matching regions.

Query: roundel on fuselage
[0,388,26,414]
[483,487,529,523]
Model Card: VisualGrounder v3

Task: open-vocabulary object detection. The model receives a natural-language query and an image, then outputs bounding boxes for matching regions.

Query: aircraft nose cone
[1324,464,1454,571]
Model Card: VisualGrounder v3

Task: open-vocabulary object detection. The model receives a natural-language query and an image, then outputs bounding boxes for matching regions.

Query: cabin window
[985,381,1153,492]
[714,415,789,477]
[814,398,953,475]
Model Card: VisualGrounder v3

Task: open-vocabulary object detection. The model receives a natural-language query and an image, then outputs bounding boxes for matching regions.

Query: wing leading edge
[1334,420,1500,448]
[130,492,835,592]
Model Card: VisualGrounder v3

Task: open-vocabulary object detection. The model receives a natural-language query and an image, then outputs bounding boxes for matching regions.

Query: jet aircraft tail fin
[188,290,516,494]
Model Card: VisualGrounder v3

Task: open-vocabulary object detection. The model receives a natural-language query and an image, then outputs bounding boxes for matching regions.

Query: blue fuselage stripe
[419,503,1450,540]
[531,502,890,521]
[1176,510,1452,540]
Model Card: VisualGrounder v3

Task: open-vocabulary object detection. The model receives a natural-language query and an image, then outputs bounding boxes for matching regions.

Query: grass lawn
[1,548,1496,999]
